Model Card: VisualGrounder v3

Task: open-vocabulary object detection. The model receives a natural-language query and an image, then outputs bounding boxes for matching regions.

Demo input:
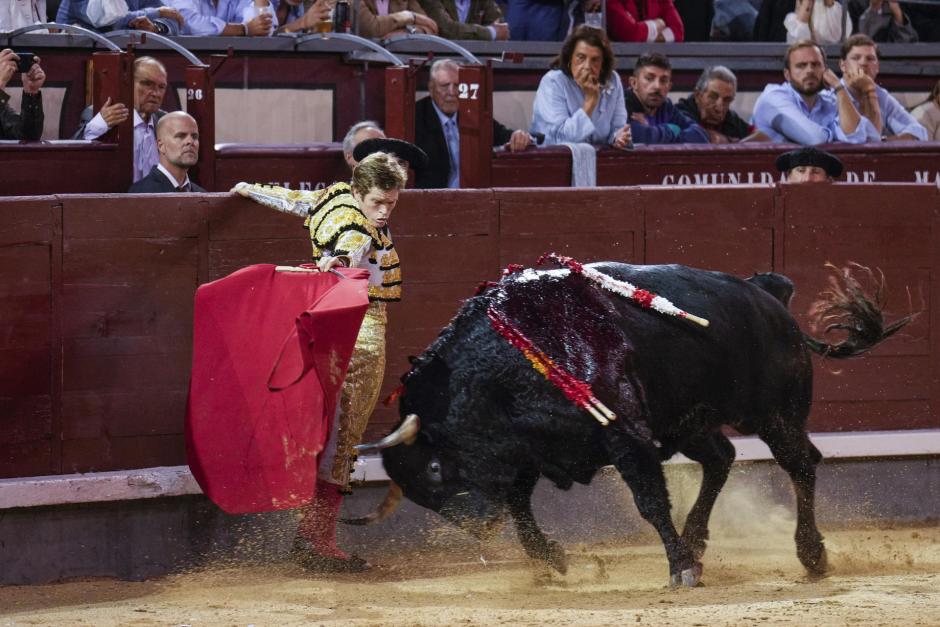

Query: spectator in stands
[784,0,852,44]
[275,0,333,33]
[128,112,206,192]
[414,58,532,188]
[751,40,877,144]
[0,48,44,140]
[418,0,509,40]
[343,120,386,169]
[165,0,279,35]
[607,0,684,42]
[56,0,184,35]
[838,34,926,141]
[676,66,764,143]
[357,0,438,37]
[753,0,794,41]
[505,0,577,41]
[911,79,940,141]
[672,0,710,41]
[625,53,708,144]
[1,0,47,31]
[775,145,843,182]
[74,56,169,183]
[854,0,917,42]
[530,25,631,148]
[711,0,760,41]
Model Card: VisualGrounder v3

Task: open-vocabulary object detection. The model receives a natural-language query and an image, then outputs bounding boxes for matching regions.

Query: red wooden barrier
[1,183,936,478]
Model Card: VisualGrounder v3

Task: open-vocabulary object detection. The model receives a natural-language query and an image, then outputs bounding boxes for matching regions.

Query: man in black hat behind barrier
[776,146,844,183]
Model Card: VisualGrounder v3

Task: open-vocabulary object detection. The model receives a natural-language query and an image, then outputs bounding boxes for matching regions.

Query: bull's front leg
[605,425,701,587]
[507,470,568,574]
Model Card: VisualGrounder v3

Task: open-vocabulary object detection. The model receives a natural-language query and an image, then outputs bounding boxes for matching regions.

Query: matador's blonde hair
[351,152,407,197]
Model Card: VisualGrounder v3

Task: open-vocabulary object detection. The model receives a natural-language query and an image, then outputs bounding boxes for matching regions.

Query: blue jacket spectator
[625,52,708,144]
[56,0,183,35]
[752,40,877,145]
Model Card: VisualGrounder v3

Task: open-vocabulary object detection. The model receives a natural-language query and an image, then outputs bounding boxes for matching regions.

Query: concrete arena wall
[2,457,939,585]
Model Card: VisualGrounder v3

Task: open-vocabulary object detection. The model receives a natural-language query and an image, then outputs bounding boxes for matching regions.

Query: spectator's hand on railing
[300,0,332,30]
[0,49,17,91]
[100,97,130,128]
[129,16,159,32]
[492,21,510,41]
[21,56,45,95]
[247,12,274,36]
[705,128,730,144]
[159,7,186,28]
[506,130,533,152]
[414,13,438,35]
[613,124,632,149]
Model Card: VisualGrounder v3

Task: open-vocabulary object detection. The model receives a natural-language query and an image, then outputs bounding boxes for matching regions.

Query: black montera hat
[774,146,844,178]
[353,138,429,174]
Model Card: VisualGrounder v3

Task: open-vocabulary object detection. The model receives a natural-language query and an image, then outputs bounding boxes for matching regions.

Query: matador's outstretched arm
[231,182,325,218]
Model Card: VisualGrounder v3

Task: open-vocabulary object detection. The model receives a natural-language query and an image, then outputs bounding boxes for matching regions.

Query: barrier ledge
[2,430,938,510]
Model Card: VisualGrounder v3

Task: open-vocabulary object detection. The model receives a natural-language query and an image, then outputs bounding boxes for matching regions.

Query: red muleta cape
[186,264,370,514]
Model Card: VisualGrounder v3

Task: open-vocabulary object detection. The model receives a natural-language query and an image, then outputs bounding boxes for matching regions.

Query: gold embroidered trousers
[321,301,387,488]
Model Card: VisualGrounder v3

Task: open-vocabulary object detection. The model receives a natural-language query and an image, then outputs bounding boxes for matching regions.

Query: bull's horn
[354,414,420,453]
[340,482,403,525]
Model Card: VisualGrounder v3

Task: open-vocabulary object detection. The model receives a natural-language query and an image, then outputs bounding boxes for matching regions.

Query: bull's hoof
[669,562,703,588]
[545,540,568,575]
[799,543,829,577]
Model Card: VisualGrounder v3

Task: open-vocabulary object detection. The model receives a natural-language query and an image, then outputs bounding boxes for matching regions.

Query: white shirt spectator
[784,0,852,44]
[1,0,47,31]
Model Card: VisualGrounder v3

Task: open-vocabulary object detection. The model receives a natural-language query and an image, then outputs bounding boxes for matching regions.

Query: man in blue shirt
[838,33,927,141]
[752,40,879,145]
[625,52,709,145]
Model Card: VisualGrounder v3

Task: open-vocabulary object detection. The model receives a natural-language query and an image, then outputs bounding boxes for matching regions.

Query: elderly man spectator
[775,145,843,182]
[676,66,761,143]
[343,120,386,169]
[855,0,917,43]
[56,0,184,35]
[357,0,438,37]
[751,40,877,145]
[838,34,926,141]
[418,0,508,40]
[625,53,708,144]
[415,58,532,188]
[0,49,45,140]
[607,0,685,42]
[128,112,206,192]
[74,56,171,183]
[1,0,46,30]
[531,25,631,148]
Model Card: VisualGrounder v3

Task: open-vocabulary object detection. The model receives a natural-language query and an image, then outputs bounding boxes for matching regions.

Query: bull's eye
[427,459,443,483]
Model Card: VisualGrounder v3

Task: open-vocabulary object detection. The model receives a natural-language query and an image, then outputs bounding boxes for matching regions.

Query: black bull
[354,262,911,586]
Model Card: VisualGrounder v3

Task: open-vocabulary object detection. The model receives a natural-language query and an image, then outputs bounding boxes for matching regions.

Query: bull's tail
[803,262,919,360]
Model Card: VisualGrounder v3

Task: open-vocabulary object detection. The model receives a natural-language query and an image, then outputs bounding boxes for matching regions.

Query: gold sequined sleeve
[232,182,326,219]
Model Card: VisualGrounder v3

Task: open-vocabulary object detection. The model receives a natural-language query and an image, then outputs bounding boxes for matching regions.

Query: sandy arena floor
[2,521,939,627]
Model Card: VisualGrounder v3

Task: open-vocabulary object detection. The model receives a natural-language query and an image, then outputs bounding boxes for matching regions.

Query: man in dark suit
[128,111,206,192]
[414,58,532,189]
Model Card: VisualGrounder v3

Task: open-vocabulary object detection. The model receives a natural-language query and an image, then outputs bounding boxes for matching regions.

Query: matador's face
[353,186,399,229]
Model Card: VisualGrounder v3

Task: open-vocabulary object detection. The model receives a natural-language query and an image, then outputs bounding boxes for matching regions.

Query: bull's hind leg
[605,426,701,587]
[507,471,568,574]
[679,431,736,561]
[758,424,827,575]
